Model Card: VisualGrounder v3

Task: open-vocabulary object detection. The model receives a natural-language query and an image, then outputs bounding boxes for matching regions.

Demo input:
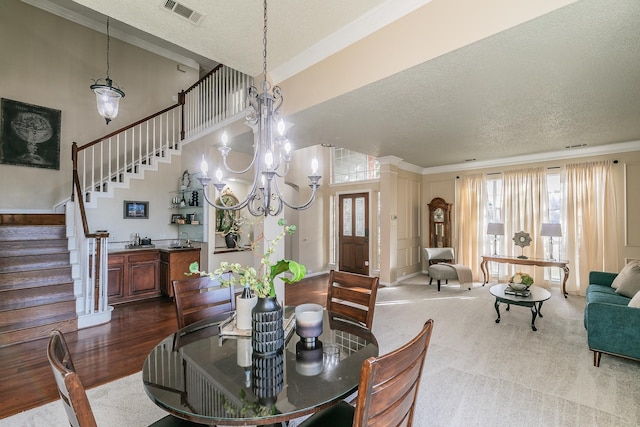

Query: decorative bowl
[509,282,529,291]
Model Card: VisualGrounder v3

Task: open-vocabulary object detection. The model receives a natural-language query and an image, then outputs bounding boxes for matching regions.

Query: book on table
[504,286,530,297]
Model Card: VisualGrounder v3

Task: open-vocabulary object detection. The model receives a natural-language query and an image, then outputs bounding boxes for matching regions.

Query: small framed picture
[123,201,149,219]
[171,213,182,224]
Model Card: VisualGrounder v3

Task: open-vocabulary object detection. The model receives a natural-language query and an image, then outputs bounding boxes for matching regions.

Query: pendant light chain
[262,0,268,87]
[106,16,111,79]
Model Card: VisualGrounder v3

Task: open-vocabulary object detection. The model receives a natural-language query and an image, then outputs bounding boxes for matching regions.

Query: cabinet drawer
[108,255,125,265]
[128,252,160,263]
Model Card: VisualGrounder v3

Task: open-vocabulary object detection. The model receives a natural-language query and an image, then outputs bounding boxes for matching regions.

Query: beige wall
[421,151,640,273]
[278,0,576,115]
[0,0,198,211]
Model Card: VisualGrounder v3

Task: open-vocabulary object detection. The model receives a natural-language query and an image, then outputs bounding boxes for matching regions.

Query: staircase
[0,214,77,347]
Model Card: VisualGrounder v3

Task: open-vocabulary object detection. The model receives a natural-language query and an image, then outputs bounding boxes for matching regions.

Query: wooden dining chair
[326,270,380,329]
[172,276,236,329]
[47,330,206,427]
[298,319,434,427]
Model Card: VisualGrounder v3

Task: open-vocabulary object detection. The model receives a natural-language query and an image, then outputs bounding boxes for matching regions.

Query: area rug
[3,277,639,426]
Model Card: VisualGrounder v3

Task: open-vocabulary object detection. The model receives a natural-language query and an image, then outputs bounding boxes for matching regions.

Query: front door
[338,193,369,275]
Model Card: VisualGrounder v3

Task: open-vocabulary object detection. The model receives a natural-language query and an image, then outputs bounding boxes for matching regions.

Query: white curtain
[502,168,548,283]
[562,161,619,295]
[455,174,486,281]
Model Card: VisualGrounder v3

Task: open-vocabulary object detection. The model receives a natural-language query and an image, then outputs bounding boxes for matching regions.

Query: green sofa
[584,271,640,366]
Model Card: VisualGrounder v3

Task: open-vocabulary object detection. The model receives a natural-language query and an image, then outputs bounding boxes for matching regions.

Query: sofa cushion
[613,261,640,297]
[630,291,640,308]
[611,260,640,289]
[587,289,631,306]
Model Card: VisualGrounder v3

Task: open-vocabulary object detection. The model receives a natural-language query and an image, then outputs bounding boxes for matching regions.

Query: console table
[480,255,570,298]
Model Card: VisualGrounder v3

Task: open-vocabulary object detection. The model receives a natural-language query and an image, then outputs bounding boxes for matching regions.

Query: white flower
[512,274,523,284]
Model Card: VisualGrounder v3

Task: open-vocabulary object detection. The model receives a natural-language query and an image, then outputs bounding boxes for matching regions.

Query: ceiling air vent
[162,0,205,25]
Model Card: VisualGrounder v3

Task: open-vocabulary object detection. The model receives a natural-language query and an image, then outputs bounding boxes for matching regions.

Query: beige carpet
[3,276,639,426]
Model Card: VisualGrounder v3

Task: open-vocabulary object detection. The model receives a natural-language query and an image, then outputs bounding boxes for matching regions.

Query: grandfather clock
[428,197,452,248]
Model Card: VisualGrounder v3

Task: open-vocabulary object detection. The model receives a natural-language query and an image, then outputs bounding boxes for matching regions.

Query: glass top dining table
[142,307,379,426]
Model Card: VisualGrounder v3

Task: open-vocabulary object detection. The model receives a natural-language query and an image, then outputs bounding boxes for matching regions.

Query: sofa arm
[586,302,640,361]
[588,271,617,288]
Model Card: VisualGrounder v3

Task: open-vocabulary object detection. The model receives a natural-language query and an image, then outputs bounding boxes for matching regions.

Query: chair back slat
[47,330,98,427]
[353,320,434,427]
[172,276,236,329]
[326,270,379,329]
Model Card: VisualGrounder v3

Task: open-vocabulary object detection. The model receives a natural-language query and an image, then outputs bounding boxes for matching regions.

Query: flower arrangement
[509,272,534,287]
[188,219,306,298]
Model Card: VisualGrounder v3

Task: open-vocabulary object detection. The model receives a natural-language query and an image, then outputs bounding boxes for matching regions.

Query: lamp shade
[540,223,562,237]
[487,223,504,235]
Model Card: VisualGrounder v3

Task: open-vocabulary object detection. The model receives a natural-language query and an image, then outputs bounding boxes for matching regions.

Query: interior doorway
[338,193,369,275]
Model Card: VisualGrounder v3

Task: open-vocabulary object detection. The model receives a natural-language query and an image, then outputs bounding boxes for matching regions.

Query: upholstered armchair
[424,247,473,291]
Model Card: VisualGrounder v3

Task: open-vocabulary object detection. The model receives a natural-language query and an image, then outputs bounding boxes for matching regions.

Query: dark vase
[225,233,238,248]
[252,296,284,356]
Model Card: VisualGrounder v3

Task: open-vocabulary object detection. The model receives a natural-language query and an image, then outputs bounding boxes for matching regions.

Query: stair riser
[0,300,76,329]
[0,225,66,241]
[0,284,75,312]
[0,239,68,257]
[0,253,70,273]
[0,267,73,291]
[0,318,77,348]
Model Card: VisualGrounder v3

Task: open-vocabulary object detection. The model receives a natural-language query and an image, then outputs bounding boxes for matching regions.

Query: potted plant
[223,216,243,248]
[188,219,306,354]
[509,272,534,290]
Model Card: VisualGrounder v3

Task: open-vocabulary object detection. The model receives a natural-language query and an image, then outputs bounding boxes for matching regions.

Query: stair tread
[0,312,77,334]
[0,225,66,241]
[0,267,73,290]
[0,253,70,273]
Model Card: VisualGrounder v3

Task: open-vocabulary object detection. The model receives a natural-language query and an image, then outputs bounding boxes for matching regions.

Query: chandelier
[90,17,125,125]
[198,0,321,217]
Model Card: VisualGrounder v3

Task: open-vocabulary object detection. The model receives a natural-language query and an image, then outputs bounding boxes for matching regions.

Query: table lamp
[487,223,504,255]
[540,223,562,260]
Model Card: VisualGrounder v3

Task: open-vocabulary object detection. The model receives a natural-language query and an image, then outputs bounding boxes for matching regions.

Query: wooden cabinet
[108,250,160,304]
[160,248,201,297]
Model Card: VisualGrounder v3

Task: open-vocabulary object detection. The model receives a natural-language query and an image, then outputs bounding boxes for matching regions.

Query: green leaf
[188,261,200,274]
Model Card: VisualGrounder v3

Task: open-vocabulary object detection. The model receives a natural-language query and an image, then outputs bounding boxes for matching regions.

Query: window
[332,148,379,183]
[484,171,563,282]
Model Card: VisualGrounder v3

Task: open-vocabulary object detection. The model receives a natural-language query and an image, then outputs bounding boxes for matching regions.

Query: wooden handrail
[79,102,182,151]
[183,63,224,95]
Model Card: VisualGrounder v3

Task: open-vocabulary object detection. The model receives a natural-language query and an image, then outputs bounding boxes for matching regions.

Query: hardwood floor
[0,274,328,419]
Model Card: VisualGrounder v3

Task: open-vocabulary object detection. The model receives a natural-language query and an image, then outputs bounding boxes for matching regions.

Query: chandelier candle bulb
[311,158,319,174]
[200,155,208,176]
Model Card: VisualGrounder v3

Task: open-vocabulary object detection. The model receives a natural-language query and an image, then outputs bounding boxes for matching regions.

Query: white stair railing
[70,64,252,325]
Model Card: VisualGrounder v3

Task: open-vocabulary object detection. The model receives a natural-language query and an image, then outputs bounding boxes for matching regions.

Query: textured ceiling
[27,0,640,170]
[288,0,640,169]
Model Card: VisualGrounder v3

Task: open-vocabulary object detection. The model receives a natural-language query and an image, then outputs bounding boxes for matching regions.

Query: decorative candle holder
[295,303,323,344]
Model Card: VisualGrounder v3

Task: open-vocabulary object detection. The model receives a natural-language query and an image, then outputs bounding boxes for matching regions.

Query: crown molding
[421,140,640,175]
[270,0,433,84]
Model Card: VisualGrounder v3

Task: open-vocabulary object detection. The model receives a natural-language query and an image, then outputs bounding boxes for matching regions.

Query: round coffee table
[489,284,551,331]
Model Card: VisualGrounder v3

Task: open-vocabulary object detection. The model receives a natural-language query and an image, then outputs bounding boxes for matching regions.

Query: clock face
[433,208,444,223]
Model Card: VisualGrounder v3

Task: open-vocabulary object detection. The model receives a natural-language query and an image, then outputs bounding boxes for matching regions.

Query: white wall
[0,0,198,211]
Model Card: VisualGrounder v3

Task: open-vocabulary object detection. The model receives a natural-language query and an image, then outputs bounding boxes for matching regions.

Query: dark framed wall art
[123,201,149,219]
[0,98,61,170]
